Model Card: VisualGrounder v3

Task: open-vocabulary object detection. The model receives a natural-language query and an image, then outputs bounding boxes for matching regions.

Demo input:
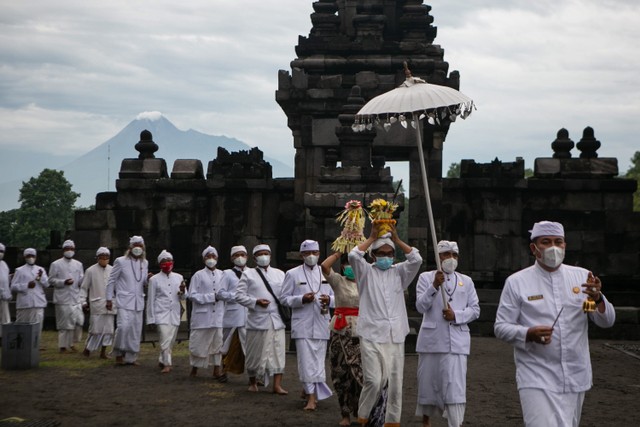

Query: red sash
[333,307,359,330]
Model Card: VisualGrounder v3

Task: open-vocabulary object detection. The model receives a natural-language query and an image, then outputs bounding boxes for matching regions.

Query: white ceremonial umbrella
[354,64,475,307]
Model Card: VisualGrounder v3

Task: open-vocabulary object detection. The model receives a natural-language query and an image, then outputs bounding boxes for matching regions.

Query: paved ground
[0,333,639,426]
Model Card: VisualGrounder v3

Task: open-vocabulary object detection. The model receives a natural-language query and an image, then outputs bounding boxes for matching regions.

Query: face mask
[304,255,319,267]
[205,258,217,269]
[343,265,355,280]
[131,247,144,257]
[375,257,393,270]
[63,250,75,259]
[233,256,247,267]
[160,261,174,274]
[25,257,35,265]
[536,245,565,269]
[442,258,458,274]
[256,255,270,267]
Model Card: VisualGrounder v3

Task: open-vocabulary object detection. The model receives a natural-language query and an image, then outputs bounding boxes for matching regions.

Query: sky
[1,0,639,191]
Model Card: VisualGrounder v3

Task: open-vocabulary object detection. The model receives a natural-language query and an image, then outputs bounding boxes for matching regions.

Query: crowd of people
[0,219,615,427]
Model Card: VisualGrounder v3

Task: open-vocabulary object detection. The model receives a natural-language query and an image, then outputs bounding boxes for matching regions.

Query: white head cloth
[299,240,319,252]
[529,221,565,241]
[157,250,173,263]
[437,240,459,254]
[253,244,271,255]
[0,243,5,251]
[202,246,218,258]
[62,240,75,249]
[96,247,110,257]
[230,245,247,256]
[129,235,145,246]
[23,248,37,257]
[371,238,395,251]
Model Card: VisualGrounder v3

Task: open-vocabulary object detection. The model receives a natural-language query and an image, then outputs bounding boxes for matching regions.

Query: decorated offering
[331,200,367,254]
[368,198,398,237]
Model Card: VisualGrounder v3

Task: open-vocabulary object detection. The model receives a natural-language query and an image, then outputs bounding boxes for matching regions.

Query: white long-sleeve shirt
[235,266,286,331]
[281,263,334,340]
[80,263,114,315]
[0,260,11,301]
[415,270,480,354]
[11,264,49,309]
[494,262,616,393]
[348,246,422,344]
[146,271,185,326]
[106,255,148,312]
[187,267,230,329]
[48,257,84,305]
[222,267,248,328]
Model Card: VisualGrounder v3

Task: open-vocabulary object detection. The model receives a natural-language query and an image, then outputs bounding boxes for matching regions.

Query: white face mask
[255,255,270,267]
[442,258,458,274]
[233,256,247,267]
[303,255,319,267]
[131,247,144,257]
[63,250,75,259]
[536,245,565,269]
[26,257,35,265]
[205,258,217,269]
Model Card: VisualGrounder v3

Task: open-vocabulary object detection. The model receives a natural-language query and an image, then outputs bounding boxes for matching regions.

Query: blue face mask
[375,257,393,270]
[343,265,355,280]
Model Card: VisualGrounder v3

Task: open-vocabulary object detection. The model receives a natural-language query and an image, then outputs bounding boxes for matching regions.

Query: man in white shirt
[11,248,49,337]
[147,250,186,373]
[221,245,249,370]
[0,243,12,339]
[49,239,85,352]
[80,247,116,358]
[281,239,334,411]
[495,221,616,427]
[415,241,480,427]
[235,244,288,395]
[106,236,148,366]
[349,221,422,427]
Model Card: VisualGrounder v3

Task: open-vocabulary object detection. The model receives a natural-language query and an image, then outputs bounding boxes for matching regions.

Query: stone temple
[18,1,640,337]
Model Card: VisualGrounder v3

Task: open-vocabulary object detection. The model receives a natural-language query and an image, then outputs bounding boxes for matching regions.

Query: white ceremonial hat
[202,245,218,258]
[62,239,75,249]
[230,245,247,256]
[437,240,459,254]
[129,235,145,246]
[23,248,37,257]
[371,238,395,251]
[529,221,565,240]
[157,250,173,263]
[0,243,5,251]
[299,240,319,252]
[96,247,110,257]
[252,244,271,255]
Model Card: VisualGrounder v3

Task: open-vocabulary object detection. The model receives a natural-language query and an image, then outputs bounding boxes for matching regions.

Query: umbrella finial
[403,61,412,78]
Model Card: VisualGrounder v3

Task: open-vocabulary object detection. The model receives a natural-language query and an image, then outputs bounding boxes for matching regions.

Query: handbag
[255,268,291,323]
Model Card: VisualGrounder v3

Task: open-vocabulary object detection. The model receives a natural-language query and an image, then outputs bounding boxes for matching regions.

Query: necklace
[443,272,459,302]
[302,264,323,295]
[130,258,143,282]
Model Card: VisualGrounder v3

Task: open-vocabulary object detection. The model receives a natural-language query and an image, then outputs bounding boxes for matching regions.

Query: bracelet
[594,294,603,304]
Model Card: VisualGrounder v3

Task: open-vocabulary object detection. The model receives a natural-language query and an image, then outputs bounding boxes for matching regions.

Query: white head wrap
[371,238,395,252]
[529,221,565,241]
[23,248,37,257]
[129,235,145,246]
[252,244,271,255]
[202,246,218,258]
[437,240,459,254]
[157,250,173,263]
[230,245,247,256]
[299,240,319,252]
[96,247,110,257]
[62,239,75,249]
[0,243,5,252]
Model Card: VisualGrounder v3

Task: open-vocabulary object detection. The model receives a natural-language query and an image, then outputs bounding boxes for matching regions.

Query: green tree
[13,169,80,248]
[446,162,461,178]
[0,209,19,245]
[625,151,640,211]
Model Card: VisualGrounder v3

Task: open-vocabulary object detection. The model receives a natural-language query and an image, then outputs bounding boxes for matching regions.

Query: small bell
[582,297,597,312]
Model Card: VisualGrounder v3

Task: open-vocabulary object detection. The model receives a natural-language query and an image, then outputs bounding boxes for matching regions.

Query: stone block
[291,67,308,89]
[603,193,633,211]
[312,118,340,146]
[74,210,115,230]
[473,235,498,271]
[68,230,100,249]
[318,74,342,89]
[307,88,334,99]
[355,71,379,89]
[164,193,196,210]
[95,192,117,210]
[277,69,291,90]
[116,191,153,210]
[534,158,561,177]
[119,158,168,179]
[170,210,194,227]
[170,159,204,179]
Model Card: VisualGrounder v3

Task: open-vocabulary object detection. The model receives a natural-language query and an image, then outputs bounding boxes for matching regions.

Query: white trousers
[157,323,179,366]
[189,327,222,369]
[295,338,333,400]
[520,388,585,427]
[16,308,44,336]
[245,327,286,379]
[112,308,143,363]
[85,313,115,351]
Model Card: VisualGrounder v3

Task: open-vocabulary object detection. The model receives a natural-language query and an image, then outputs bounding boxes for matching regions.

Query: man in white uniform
[235,244,288,395]
[80,247,116,358]
[281,239,334,411]
[415,241,480,427]
[349,222,422,427]
[187,246,231,378]
[48,239,85,352]
[147,250,186,373]
[106,236,148,366]
[0,243,12,339]
[495,221,616,427]
[11,248,50,339]
[221,245,249,366]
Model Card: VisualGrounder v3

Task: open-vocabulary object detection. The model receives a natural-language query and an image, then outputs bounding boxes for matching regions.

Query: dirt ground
[1,332,638,427]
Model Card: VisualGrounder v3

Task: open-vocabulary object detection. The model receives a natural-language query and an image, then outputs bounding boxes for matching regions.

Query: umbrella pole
[414,123,448,308]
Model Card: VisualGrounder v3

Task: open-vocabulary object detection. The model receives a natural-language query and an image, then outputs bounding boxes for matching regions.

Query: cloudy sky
[1,0,639,188]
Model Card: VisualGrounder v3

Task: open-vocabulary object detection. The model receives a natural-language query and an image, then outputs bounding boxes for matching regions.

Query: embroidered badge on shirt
[527,294,544,301]
[572,286,580,294]
[458,282,464,286]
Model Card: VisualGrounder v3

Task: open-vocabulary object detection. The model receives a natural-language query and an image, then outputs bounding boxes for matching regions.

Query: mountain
[0,113,294,210]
